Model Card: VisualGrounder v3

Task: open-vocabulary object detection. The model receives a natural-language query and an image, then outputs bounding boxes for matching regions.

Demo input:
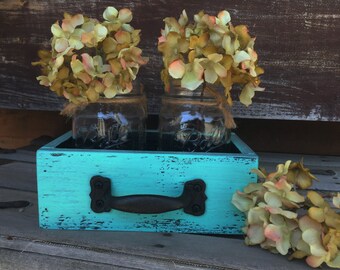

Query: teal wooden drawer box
[36,131,258,234]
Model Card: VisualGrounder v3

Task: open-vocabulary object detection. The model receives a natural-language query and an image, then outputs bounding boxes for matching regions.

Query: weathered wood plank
[0,151,337,269]
[0,0,339,120]
[234,119,340,156]
[0,149,36,163]
[0,149,339,193]
[0,188,315,270]
[0,162,37,192]
[0,249,133,270]
[259,152,340,168]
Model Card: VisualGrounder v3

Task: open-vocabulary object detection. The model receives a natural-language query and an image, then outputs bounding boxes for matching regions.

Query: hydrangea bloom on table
[158,10,264,107]
[232,160,340,268]
[32,6,148,111]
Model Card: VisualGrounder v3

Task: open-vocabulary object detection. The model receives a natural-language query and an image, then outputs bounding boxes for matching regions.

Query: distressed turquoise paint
[37,131,258,234]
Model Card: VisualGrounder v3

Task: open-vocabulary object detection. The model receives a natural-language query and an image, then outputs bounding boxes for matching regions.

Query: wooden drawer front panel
[37,132,258,234]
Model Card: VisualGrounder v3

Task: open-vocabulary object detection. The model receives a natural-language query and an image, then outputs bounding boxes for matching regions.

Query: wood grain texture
[36,132,258,233]
[0,0,339,120]
[1,150,338,269]
[1,151,338,269]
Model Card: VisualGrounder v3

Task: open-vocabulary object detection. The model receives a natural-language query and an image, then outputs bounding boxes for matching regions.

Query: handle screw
[193,184,202,192]
[95,181,103,189]
[95,200,104,208]
[192,204,201,213]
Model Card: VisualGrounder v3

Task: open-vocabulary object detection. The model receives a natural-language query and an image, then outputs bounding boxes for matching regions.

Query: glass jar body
[158,84,232,152]
[72,94,146,150]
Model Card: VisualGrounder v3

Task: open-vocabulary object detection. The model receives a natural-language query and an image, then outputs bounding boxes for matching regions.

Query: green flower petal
[82,21,95,32]
[264,192,282,208]
[270,214,285,226]
[81,53,96,76]
[54,55,64,69]
[222,35,233,55]
[204,67,218,84]
[104,87,117,98]
[122,23,134,33]
[181,61,204,90]
[178,10,188,26]
[37,76,51,86]
[248,207,268,224]
[232,192,254,212]
[302,229,327,257]
[299,215,323,232]
[213,62,227,78]
[118,8,133,23]
[247,224,265,244]
[103,6,118,21]
[55,38,69,53]
[244,182,263,194]
[181,71,204,90]
[265,206,298,219]
[333,193,340,209]
[327,253,340,268]
[69,37,84,50]
[94,24,108,42]
[207,53,223,63]
[239,82,265,107]
[217,10,231,25]
[71,57,84,74]
[233,50,251,64]
[51,23,64,38]
[286,191,305,203]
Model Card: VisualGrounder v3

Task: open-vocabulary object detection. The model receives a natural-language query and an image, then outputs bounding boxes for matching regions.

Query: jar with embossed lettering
[158,80,235,152]
[72,80,147,150]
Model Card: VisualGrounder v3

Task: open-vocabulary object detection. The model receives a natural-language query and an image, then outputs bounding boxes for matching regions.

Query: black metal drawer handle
[90,176,207,216]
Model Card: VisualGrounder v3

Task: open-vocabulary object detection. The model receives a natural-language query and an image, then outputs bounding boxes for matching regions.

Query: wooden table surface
[0,148,339,270]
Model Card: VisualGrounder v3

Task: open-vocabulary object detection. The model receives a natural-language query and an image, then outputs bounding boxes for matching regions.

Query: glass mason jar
[158,81,235,152]
[72,81,147,150]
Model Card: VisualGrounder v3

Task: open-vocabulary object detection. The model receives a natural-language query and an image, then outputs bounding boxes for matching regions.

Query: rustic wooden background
[0,0,339,121]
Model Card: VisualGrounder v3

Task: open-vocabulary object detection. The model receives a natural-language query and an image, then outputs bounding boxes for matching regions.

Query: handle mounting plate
[90,176,207,216]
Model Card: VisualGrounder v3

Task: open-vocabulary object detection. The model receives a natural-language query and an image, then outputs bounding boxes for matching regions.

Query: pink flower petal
[168,59,185,79]
[71,14,84,28]
[264,224,282,242]
[158,36,166,44]
[306,255,325,268]
[275,177,290,191]
[118,8,133,23]
[81,53,95,75]
[120,58,127,70]
[209,16,216,24]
